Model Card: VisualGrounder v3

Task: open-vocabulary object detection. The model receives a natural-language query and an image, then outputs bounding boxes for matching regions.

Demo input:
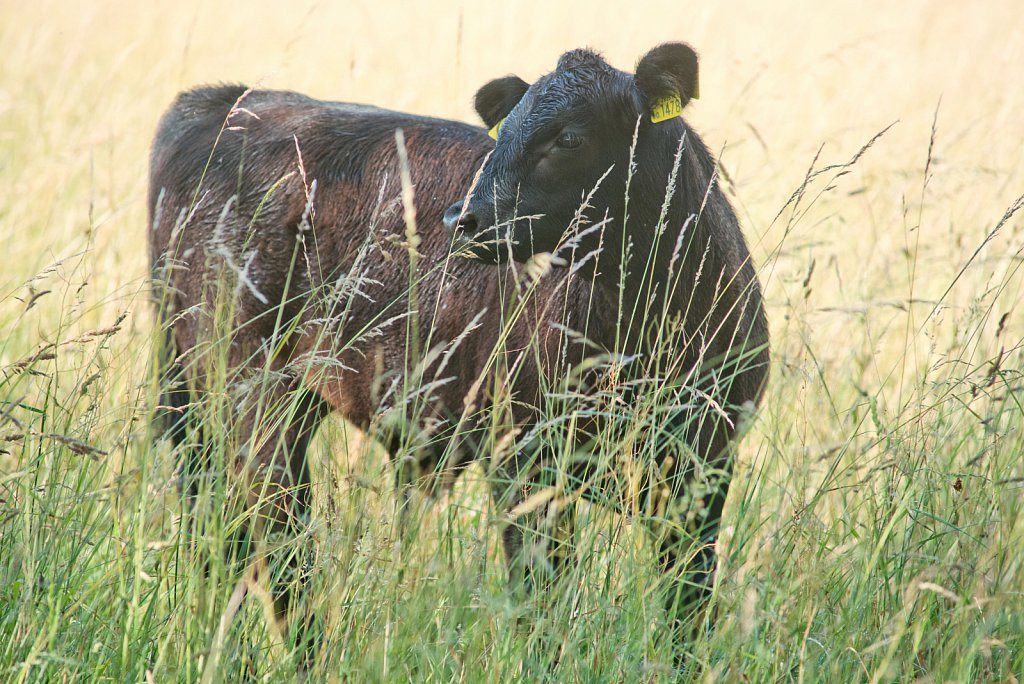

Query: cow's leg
[161,362,211,511]
[489,459,578,595]
[232,376,331,667]
[165,359,331,667]
[649,474,730,631]
[647,409,735,658]
[162,362,238,570]
[488,457,578,676]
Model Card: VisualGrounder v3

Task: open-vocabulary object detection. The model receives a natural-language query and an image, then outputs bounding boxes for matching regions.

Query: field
[2,0,1023,681]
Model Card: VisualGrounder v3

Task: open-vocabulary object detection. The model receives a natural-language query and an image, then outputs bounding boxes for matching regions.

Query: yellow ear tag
[488,117,506,140]
[650,94,684,123]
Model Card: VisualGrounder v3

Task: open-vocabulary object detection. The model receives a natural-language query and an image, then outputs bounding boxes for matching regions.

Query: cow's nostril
[458,212,478,234]
[443,201,478,235]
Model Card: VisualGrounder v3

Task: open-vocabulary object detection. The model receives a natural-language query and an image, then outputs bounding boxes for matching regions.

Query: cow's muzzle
[442,200,507,263]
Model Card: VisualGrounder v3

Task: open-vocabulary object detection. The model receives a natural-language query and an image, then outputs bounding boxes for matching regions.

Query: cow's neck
[591,126,734,358]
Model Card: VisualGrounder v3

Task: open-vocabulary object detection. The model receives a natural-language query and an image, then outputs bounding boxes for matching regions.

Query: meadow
[1,1,1022,681]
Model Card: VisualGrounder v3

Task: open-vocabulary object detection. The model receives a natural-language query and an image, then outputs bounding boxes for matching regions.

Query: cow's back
[148,86,580,434]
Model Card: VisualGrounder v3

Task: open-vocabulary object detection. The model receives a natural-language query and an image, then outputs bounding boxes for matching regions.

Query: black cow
[149,42,768,664]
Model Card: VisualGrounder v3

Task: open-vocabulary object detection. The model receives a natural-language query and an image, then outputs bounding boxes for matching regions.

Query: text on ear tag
[488,117,506,140]
[650,94,684,123]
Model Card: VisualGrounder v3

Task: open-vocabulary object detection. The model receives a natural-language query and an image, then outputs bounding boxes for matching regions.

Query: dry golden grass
[1,1,1022,680]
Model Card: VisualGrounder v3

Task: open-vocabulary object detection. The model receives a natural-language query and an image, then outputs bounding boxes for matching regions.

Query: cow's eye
[556,131,583,149]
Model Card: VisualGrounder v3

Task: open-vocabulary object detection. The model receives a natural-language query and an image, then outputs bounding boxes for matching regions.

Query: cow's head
[443,43,700,266]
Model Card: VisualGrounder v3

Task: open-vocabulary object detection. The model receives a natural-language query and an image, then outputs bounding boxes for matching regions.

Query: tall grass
[2,1,1023,681]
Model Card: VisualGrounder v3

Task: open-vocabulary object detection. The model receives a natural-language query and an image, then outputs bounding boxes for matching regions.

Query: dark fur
[443,45,769,642]
[150,43,768,662]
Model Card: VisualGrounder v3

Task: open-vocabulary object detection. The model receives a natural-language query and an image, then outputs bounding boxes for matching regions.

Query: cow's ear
[634,43,699,120]
[474,76,529,129]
